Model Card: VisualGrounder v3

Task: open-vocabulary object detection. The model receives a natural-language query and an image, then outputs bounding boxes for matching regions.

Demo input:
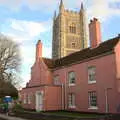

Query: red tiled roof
[42,58,53,68]
[42,36,120,69]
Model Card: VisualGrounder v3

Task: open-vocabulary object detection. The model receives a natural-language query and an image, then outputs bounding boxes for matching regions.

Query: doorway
[36,91,43,111]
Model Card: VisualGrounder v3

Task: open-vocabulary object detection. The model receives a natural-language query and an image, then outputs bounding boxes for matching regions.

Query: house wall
[115,41,120,79]
[20,87,45,110]
[44,86,62,111]
[53,53,118,113]
[20,86,61,111]
[28,59,53,87]
[114,41,120,112]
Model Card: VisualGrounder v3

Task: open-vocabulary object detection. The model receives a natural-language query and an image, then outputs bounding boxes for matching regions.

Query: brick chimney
[89,18,101,48]
[36,40,42,61]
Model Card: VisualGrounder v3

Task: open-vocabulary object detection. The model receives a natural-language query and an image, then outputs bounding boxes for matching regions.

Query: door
[36,92,43,111]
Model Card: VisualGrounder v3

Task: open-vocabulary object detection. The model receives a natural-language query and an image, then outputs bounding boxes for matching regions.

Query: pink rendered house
[20,18,120,114]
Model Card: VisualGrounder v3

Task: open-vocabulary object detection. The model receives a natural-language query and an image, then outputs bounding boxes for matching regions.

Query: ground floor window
[23,93,27,104]
[28,93,32,104]
[68,93,75,108]
[88,91,97,108]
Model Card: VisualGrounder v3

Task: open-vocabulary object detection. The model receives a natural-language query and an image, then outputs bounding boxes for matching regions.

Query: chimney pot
[94,18,98,21]
[90,20,93,23]
[89,18,101,48]
[36,40,42,61]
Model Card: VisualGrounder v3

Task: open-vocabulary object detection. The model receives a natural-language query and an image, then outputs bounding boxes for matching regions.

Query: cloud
[0,0,120,22]
[10,19,48,38]
[25,0,58,11]
[2,19,51,43]
[0,0,22,11]
[20,44,51,67]
[87,0,120,21]
[43,46,52,58]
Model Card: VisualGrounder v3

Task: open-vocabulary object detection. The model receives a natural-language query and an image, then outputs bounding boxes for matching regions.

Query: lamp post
[105,88,112,113]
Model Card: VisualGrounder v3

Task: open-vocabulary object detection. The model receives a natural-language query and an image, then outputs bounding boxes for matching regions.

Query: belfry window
[69,23,76,34]
[71,43,76,48]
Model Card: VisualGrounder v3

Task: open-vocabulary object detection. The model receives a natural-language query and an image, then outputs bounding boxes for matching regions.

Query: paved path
[0,114,28,120]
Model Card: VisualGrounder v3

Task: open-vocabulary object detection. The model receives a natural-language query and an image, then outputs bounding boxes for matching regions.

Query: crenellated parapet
[64,9,79,15]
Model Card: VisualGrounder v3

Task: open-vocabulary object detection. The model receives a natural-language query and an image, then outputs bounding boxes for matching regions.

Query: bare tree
[0,34,21,90]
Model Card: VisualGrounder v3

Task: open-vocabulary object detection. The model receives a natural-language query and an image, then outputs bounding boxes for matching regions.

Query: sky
[0,0,120,88]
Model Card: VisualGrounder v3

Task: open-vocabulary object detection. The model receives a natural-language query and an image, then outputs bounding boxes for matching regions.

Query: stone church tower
[52,0,88,59]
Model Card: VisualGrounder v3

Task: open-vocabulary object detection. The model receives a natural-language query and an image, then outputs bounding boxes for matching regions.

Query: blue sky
[0,0,120,88]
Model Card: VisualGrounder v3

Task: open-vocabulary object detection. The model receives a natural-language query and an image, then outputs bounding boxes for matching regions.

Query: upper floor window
[68,71,76,86]
[69,23,76,34]
[54,75,60,85]
[68,93,75,108]
[88,66,96,84]
[88,91,97,109]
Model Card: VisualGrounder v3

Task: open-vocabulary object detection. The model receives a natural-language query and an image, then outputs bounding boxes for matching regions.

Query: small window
[24,93,27,104]
[68,71,76,86]
[71,43,75,48]
[54,75,60,85]
[88,91,97,108]
[68,93,75,108]
[88,66,96,84]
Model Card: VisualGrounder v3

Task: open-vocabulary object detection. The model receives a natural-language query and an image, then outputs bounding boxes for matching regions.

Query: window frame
[71,42,76,48]
[88,66,96,84]
[69,23,76,34]
[88,91,98,109]
[68,71,76,86]
[23,93,27,104]
[53,75,60,85]
[68,93,76,108]
[28,93,32,104]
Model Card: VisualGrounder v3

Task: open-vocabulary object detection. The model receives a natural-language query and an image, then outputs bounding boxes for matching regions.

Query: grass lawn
[41,111,103,118]
[13,110,112,120]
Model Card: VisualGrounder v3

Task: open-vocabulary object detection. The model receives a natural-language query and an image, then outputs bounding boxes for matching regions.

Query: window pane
[68,72,75,85]
[88,66,96,82]
[54,75,60,85]
[88,91,97,107]
[68,93,75,107]
[69,23,76,34]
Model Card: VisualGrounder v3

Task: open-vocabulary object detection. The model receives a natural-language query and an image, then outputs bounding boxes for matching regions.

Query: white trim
[88,80,96,84]
[69,83,75,86]
[69,105,76,109]
[88,106,98,110]
[23,93,27,104]
[28,94,31,104]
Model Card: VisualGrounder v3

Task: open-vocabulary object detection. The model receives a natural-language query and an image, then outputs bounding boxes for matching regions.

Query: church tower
[52,0,88,59]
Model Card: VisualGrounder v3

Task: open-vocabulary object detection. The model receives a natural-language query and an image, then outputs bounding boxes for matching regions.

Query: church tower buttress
[79,3,88,48]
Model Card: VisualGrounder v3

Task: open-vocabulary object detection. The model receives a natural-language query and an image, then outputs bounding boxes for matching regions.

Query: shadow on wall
[117,104,120,112]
